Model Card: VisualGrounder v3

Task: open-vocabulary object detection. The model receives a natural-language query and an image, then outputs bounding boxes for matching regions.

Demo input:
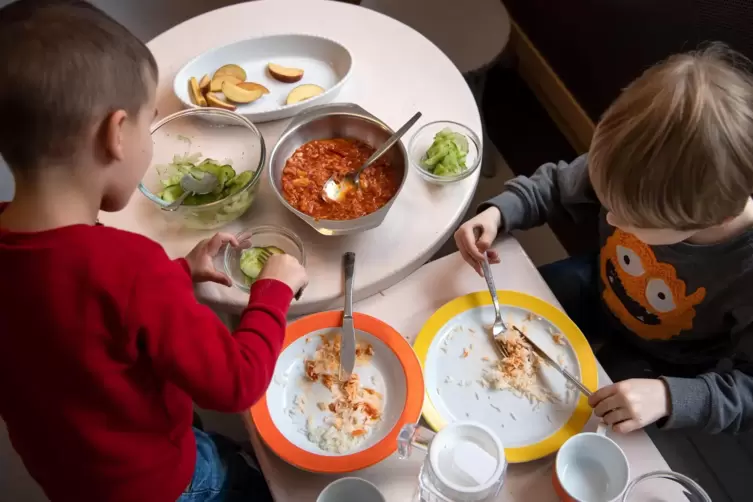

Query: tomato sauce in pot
[281,138,401,220]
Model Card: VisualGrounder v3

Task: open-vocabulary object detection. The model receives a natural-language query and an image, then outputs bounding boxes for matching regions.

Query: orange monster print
[600,230,706,340]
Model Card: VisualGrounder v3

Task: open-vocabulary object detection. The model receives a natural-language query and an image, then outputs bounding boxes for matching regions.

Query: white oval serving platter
[173,34,352,123]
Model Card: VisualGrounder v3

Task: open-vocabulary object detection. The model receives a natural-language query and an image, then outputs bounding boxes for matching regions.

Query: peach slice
[237,82,270,94]
[222,80,264,104]
[188,77,207,107]
[198,74,211,93]
[268,62,304,83]
[209,75,241,93]
[205,92,236,111]
[213,64,247,82]
[286,84,325,105]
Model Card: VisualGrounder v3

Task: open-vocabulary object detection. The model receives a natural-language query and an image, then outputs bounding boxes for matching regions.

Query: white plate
[267,328,405,456]
[173,34,352,122]
[425,306,580,447]
[415,291,598,463]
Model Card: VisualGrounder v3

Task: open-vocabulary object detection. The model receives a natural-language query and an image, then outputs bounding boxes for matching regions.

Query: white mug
[317,477,386,502]
[554,424,630,502]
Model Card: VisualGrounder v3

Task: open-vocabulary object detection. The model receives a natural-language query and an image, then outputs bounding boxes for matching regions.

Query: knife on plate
[511,325,592,397]
[339,252,356,381]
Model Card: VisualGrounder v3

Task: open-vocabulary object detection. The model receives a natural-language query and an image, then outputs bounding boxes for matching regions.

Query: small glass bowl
[408,120,481,185]
[140,107,266,230]
[622,470,711,501]
[223,226,306,293]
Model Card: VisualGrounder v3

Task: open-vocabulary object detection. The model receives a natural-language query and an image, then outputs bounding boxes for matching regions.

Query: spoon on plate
[322,111,422,202]
[163,172,219,211]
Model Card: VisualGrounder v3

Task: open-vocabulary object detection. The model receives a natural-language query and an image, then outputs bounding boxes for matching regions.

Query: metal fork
[255,247,303,300]
[480,256,509,358]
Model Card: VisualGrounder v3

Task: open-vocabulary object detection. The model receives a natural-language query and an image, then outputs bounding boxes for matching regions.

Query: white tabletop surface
[244,237,670,501]
[98,0,482,317]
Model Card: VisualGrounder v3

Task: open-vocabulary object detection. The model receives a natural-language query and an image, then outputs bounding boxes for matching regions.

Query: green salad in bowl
[421,128,470,176]
[140,108,265,230]
[155,153,252,205]
[408,120,481,185]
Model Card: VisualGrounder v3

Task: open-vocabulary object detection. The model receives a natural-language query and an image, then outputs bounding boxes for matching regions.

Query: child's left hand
[588,378,670,433]
[184,233,239,287]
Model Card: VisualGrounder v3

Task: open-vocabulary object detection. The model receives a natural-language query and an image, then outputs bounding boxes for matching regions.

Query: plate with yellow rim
[413,290,598,463]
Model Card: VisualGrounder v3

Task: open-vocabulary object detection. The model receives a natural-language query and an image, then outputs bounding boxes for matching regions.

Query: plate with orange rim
[251,311,424,473]
[413,290,598,463]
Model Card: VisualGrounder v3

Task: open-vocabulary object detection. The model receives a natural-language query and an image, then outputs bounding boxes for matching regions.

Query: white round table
[100,0,482,316]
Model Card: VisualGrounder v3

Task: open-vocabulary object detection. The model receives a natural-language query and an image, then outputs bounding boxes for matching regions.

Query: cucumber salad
[240,246,285,285]
[153,153,257,228]
[156,153,252,205]
[421,128,470,177]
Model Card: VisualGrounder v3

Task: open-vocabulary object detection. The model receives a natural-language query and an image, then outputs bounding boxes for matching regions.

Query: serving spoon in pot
[322,111,422,202]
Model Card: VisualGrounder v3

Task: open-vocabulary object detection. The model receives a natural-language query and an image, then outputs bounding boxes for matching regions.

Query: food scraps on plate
[281,138,401,220]
[440,314,576,411]
[295,334,383,454]
[187,62,325,111]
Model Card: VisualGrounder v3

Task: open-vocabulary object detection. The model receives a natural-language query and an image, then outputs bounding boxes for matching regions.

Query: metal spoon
[163,173,219,211]
[323,111,422,202]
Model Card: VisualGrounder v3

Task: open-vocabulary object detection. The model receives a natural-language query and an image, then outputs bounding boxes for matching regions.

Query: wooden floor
[482,60,753,502]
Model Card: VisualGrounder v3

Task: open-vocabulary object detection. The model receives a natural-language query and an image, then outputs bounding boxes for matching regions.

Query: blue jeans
[178,429,273,502]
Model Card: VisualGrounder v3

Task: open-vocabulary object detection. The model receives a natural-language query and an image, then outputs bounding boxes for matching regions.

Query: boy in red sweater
[0,2,307,501]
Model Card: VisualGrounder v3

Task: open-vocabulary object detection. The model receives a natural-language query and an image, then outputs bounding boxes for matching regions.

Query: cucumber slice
[158,184,184,203]
[239,246,287,284]
[220,165,236,184]
[160,173,183,188]
[240,247,269,282]
[227,170,253,195]
[183,193,216,206]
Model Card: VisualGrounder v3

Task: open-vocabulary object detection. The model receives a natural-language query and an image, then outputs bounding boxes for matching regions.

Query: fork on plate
[480,255,509,358]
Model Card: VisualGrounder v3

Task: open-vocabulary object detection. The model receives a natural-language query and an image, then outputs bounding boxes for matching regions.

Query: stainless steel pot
[268,103,408,235]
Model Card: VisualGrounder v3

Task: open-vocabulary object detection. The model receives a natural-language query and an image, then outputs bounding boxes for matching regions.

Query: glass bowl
[622,470,711,501]
[408,120,481,185]
[224,226,306,293]
[139,107,265,230]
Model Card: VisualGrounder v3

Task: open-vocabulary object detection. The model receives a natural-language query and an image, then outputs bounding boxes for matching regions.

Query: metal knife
[511,325,593,397]
[339,252,356,381]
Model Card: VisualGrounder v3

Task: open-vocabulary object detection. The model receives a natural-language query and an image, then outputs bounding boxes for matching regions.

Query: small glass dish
[223,226,306,293]
[140,107,265,230]
[408,120,481,185]
[622,470,711,501]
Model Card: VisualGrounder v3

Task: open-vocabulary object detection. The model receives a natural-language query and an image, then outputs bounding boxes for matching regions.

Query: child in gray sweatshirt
[456,46,753,435]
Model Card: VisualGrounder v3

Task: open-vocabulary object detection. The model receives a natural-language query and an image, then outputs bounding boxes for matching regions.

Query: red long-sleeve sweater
[0,213,292,501]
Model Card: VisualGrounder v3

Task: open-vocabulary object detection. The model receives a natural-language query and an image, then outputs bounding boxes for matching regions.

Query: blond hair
[589,45,753,230]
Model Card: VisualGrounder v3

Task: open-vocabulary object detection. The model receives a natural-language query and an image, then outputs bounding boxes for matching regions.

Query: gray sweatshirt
[484,155,753,434]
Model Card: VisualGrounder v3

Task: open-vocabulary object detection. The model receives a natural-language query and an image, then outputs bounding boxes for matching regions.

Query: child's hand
[588,378,670,433]
[184,233,239,287]
[454,207,502,275]
[258,254,308,295]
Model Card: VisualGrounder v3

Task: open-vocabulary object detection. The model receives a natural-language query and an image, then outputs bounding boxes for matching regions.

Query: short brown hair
[589,45,753,230]
[0,0,158,170]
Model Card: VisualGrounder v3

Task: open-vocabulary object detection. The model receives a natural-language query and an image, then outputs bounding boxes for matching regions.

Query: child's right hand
[258,254,308,294]
[454,207,502,275]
